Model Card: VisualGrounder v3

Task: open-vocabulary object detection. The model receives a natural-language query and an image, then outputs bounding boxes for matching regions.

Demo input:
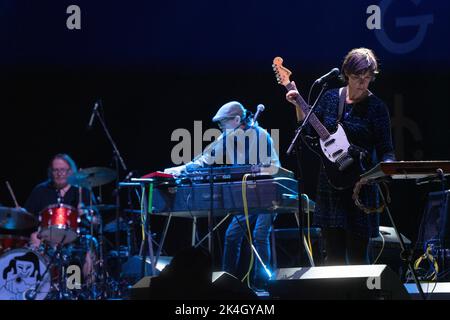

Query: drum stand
[84,194,109,300]
[95,213,108,298]
[54,243,73,300]
[91,214,110,300]
[77,185,109,300]
[27,235,73,300]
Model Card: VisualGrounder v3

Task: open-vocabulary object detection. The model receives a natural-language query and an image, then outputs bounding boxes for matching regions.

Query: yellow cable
[301,194,313,256]
[414,245,439,281]
[141,186,146,240]
[294,202,314,264]
[302,235,313,259]
[241,174,254,286]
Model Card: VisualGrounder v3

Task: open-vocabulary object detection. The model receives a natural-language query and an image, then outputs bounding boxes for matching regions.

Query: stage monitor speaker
[268,265,409,300]
[130,276,157,300]
[121,256,173,280]
[130,271,258,300]
[212,271,258,300]
[371,226,411,249]
[369,226,411,278]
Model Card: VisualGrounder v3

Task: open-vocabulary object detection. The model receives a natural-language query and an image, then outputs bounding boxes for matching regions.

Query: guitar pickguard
[319,123,354,171]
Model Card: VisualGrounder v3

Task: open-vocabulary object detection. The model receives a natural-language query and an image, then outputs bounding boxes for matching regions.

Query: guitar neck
[285,82,330,139]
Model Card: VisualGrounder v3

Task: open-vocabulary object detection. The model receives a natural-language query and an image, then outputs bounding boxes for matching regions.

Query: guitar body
[301,123,368,190]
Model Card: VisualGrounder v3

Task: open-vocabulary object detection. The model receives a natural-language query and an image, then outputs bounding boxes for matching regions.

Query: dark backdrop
[1,0,449,266]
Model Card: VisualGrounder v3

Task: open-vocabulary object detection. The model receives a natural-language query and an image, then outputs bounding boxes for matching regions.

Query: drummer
[24,153,96,248]
[23,154,98,281]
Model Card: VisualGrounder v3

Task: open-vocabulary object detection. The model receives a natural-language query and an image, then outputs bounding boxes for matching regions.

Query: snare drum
[39,204,80,245]
[0,235,30,255]
[0,248,51,300]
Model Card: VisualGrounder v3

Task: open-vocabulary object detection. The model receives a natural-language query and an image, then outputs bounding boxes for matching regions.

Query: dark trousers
[322,227,369,265]
[222,213,274,285]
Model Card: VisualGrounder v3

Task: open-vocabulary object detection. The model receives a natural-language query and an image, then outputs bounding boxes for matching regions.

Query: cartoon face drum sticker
[0,249,51,300]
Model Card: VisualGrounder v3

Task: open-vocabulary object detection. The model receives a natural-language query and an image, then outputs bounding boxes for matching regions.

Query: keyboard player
[164,101,280,290]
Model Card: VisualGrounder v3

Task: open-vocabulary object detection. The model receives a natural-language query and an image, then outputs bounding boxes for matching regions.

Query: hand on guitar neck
[272,57,309,123]
[285,81,306,122]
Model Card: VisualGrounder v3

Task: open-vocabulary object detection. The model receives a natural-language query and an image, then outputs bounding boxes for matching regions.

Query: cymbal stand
[90,194,108,299]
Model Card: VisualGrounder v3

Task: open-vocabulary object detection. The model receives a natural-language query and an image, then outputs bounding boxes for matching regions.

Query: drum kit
[0,167,128,300]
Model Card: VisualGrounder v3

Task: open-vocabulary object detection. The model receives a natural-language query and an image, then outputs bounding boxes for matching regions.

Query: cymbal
[68,167,117,189]
[0,206,38,230]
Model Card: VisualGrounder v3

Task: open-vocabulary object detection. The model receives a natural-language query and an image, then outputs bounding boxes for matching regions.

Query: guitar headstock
[272,57,292,86]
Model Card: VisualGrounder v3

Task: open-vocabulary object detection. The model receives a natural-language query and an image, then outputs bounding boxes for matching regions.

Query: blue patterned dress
[306,88,395,239]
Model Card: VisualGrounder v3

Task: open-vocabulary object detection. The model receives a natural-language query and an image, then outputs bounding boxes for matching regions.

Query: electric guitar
[272,56,369,190]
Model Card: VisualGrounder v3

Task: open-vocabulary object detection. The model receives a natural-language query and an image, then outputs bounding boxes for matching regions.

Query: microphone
[125,171,135,181]
[314,68,340,85]
[87,101,100,129]
[252,104,265,126]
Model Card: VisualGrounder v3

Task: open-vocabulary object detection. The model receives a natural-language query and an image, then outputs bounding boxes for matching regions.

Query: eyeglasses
[349,74,373,82]
[52,168,71,175]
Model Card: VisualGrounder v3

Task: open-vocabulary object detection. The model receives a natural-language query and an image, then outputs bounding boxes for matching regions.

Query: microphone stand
[92,104,128,290]
[26,234,67,300]
[287,82,327,156]
[286,82,328,266]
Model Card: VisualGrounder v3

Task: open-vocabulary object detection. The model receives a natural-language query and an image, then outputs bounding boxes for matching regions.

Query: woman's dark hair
[340,47,379,82]
[47,153,78,180]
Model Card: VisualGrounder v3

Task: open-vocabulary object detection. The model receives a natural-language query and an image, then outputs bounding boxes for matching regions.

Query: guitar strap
[337,86,371,168]
[337,86,347,123]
